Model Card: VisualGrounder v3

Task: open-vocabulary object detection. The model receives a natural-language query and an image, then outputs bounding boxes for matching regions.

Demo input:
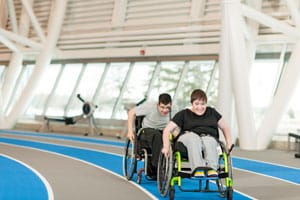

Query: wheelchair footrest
[218,172,229,178]
[178,171,192,178]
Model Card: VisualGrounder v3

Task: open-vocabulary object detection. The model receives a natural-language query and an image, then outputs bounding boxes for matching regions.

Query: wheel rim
[123,139,136,180]
[157,146,173,197]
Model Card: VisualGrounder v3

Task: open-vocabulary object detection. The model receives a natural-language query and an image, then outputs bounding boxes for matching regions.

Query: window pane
[250,60,281,126]
[46,64,82,116]
[26,64,61,116]
[67,63,106,116]
[278,64,300,134]
[122,61,156,106]
[176,61,215,109]
[26,65,61,116]
[149,61,184,100]
[5,65,34,115]
[94,62,130,119]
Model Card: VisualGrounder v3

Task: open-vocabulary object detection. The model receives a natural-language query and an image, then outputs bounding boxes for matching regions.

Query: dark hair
[158,93,172,105]
[190,89,207,103]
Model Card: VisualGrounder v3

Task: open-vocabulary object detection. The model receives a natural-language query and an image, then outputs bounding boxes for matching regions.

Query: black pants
[138,128,162,169]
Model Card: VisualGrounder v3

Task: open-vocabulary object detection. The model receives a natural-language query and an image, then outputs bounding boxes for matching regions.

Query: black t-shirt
[172,107,222,138]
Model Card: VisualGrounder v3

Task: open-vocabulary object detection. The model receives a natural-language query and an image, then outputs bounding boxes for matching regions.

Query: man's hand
[127,130,135,141]
[161,146,170,157]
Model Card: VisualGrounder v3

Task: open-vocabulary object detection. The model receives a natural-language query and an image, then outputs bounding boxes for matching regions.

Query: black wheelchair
[123,116,157,183]
[157,136,234,200]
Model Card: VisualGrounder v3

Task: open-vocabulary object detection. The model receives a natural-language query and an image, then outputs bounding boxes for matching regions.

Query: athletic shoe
[207,169,218,177]
[194,170,205,177]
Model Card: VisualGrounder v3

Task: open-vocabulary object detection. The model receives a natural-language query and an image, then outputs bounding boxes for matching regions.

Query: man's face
[158,103,171,116]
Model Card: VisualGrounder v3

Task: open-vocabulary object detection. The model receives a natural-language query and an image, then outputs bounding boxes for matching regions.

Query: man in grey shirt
[127,93,174,178]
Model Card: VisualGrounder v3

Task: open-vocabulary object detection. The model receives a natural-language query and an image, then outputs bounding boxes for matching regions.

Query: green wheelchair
[157,137,234,200]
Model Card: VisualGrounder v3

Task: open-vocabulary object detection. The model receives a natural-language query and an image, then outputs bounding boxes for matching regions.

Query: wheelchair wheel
[217,152,233,200]
[226,155,233,200]
[157,145,173,197]
[123,138,137,180]
[169,186,175,200]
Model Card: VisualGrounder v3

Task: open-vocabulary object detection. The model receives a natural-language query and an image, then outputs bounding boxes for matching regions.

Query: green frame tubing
[170,152,182,187]
[170,147,233,189]
[222,151,233,187]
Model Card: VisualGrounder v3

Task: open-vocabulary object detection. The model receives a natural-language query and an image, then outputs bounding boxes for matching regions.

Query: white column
[218,0,233,130]
[226,0,257,149]
[219,0,234,143]
[1,0,69,128]
[257,40,300,148]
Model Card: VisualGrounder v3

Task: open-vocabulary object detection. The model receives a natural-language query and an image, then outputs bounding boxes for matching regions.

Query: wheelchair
[157,135,234,200]
[123,116,157,183]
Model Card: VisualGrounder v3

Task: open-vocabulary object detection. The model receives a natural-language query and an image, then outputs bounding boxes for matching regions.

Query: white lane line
[233,167,300,186]
[233,156,300,186]
[233,155,300,170]
[0,153,54,200]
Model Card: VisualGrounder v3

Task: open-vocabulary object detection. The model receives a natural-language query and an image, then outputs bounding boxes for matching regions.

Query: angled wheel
[217,148,233,200]
[157,145,173,197]
[225,155,233,200]
[227,187,233,200]
[169,186,175,200]
[123,138,137,180]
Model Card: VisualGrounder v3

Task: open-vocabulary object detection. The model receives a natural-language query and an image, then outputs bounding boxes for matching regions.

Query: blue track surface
[0,155,48,200]
[1,130,300,199]
[233,157,300,184]
[0,135,249,200]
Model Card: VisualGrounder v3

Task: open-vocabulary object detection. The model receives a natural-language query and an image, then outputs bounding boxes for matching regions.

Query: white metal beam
[6,0,18,33]
[0,28,42,50]
[0,33,19,52]
[285,0,300,27]
[241,4,300,38]
[224,0,256,150]
[2,0,69,129]
[20,0,46,43]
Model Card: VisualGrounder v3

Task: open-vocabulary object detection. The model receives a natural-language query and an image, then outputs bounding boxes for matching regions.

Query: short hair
[190,89,207,103]
[158,93,172,105]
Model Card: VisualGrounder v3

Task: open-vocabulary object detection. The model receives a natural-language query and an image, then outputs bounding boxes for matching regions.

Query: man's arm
[127,107,136,140]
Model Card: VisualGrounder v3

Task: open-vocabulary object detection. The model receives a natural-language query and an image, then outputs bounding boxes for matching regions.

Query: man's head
[157,93,172,116]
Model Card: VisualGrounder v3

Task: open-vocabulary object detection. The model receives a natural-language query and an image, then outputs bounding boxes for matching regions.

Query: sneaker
[194,170,205,177]
[207,169,218,177]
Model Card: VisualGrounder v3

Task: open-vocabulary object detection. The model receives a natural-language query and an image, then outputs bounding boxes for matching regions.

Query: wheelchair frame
[157,137,234,200]
[123,116,155,184]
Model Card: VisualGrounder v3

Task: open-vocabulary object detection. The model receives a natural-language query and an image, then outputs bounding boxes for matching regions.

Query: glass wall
[250,59,282,128]
[5,65,34,115]
[26,64,61,116]
[2,59,300,136]
[21,61,217,120]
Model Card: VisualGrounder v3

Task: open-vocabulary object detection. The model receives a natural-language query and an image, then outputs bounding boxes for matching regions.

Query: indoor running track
[0,130,300,199]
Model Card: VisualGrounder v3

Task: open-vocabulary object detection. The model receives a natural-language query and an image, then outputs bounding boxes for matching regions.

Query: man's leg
[150,129,163,168]
[140,128,162,177]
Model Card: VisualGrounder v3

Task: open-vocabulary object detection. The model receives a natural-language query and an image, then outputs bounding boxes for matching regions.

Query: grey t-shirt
[134,101,176,130]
